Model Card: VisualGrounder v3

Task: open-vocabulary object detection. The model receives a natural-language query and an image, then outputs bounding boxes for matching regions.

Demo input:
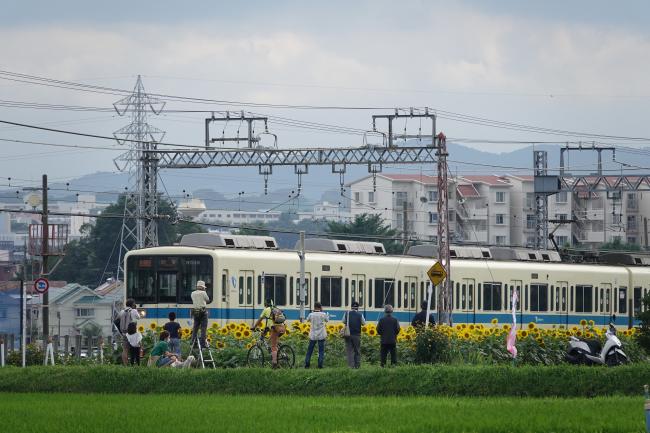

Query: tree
[600,238,641,252]
[51,195,206,286]
[326,213,403,254]
[636,293,650,354]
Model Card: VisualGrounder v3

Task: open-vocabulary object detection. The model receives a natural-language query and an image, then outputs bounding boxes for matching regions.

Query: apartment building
[196,209,282,225]
[349,173,649,248]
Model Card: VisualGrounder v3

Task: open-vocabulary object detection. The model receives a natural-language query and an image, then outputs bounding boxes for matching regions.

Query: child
[163,312,181,355]
[126,322,142,366]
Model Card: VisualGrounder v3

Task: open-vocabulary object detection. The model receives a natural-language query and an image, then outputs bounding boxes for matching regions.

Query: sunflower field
[134,317,646,368]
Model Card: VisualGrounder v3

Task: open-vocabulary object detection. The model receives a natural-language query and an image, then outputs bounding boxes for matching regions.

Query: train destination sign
[426,262,447,286]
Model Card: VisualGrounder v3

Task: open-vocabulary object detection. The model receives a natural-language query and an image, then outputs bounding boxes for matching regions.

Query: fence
[0,333,116,365]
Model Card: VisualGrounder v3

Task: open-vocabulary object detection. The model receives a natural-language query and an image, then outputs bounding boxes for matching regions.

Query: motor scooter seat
[585,339,602,354]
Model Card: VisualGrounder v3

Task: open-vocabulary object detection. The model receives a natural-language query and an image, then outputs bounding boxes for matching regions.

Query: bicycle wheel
[247,344,265,367]
[276,344,295,369]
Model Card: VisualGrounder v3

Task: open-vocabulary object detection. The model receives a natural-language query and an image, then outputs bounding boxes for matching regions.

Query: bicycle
[246,329,295,368]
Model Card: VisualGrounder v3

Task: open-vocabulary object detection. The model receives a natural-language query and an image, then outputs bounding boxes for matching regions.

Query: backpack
[270,307,286,325]
[116,308,134,334]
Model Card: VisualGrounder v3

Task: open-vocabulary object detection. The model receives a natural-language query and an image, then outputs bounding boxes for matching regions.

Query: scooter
[566,322,628,366]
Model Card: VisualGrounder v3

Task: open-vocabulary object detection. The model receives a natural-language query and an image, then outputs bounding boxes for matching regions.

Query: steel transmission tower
[113,75,165,280]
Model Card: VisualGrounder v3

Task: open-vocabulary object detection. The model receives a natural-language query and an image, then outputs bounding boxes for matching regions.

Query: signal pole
[41,174,49,346]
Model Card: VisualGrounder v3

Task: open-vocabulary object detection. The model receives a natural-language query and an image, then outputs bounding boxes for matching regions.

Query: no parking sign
[34,278,49,294]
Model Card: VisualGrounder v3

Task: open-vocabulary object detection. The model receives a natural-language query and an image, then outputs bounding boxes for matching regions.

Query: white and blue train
[124,233,650,328]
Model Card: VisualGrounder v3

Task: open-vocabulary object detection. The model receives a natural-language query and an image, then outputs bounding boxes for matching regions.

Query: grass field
[0,393,644,433]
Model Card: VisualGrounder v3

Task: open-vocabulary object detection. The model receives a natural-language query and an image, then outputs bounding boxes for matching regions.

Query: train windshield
[126,255,214,304]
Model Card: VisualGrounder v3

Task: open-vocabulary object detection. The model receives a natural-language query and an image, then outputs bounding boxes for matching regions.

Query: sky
[0,0,649,193]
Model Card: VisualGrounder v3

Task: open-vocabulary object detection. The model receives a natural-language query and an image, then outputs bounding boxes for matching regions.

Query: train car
[124,233,650,330]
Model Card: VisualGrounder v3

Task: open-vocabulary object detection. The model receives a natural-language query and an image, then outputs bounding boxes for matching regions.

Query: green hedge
[1,365,649,397]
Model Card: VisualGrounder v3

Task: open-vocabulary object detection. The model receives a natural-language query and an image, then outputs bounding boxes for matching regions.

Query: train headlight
[138,308,147,318]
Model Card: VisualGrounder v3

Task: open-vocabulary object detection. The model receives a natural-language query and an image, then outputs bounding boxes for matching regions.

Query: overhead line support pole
[41,174,49,347]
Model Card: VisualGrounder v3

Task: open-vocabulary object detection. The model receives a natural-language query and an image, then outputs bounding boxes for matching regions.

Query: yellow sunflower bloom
[228,323,237,330]
[211,322,219,329]
[588,320,595,327]
[217,341,225,349]
[368,328,377,337]
[219,328,228,335]
[138,325,145,333]
[468,324,475,331]
[520,330,528,338]
[243,329,252,338]
[302,330,309,337]
[527,322,535,330]
[246,342,253,349]
[361,325,368,333]
[463,331,470,339]
[580,319,587,326]
[149,322,157,330]
[235,331,243,339]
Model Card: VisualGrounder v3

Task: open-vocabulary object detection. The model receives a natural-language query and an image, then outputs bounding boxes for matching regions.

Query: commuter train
[124,233,650,329]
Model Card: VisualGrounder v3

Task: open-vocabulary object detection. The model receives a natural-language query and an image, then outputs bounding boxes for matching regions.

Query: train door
[557,281,569,327]
[221,270,230,322]
[600,283,612,326]
[157,257,180,324]
[351,274,366,311]
[238,271,255,322]
[461,278,475,323]
[403,276,418,321]
[509,280,523,327]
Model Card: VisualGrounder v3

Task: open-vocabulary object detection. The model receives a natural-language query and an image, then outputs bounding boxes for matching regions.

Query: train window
[429,283,436,310]
[289,277,294,305]
[554,286,560,311]
[345,279,349,307]
[524,285,528,311]
[246,276,253,305]
[570,286,574,311]
[619,287,627,314]
[397,281,402,308]
[359,280,364,306]
[420,282,425,308]
[411,282,417,309]
[482,283,502,311]
[456,283,460,309]
[598,288,603,312]
[180,256,213,304]
[221,273,227,302]
[468,283,474,310]
[550,286,554,311]
[158,271,177,303]
[374,279,395,308]
[314,278,319,305]
[351,280,356,303]
[321,277,342,308]
[258,276,262,305]
[368,280,373,307]
[403,281,409,309]
[605,288,610,313]
[575,285,593,313]
[477,284,482,310]
[562,287,566,311]
[634,287,641,314]
[461,284,467,309]
[239,276,245,304]
[264,275,287,306]
[530,284,548,312]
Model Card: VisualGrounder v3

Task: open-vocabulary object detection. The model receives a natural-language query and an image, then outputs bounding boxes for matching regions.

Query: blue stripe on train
[143,306,636,327]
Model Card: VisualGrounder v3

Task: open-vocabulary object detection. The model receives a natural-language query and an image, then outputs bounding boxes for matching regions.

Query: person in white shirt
[125,322,143,366]
[191,280,211,348]
[304,302,329,368]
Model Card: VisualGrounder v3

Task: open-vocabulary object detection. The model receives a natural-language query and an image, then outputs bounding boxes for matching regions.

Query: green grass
[2,364,650,397]
[0,393,644,433]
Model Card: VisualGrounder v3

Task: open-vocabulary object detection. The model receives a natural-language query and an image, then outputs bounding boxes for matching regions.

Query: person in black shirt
[411,301,436,330]
[163,312,182,355]
[377,304,401,367]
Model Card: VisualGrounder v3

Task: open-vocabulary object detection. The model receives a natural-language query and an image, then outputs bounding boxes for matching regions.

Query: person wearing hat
[191,280,211,348]
[377,304,401,367]
[342,301,366,368]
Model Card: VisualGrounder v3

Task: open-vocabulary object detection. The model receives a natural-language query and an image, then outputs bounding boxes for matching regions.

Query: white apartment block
[196,209,282,225]
[296,201,352,223]
[349,174,650,249]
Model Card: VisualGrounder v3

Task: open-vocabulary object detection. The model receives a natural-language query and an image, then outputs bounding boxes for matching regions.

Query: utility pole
[299,231,306,322]
[402,201,408,248]
[41,174,49,347]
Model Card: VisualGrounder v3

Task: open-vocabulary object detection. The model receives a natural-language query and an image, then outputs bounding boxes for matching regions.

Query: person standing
[191,281,210,348]
[411,301,436,330]
[304,302,328,368]
[377,304,400,367]
[252,299,286,369]
[125,322,143,366]
[117,298,140,366]
[163,312,182,355]
[342,301,365,368]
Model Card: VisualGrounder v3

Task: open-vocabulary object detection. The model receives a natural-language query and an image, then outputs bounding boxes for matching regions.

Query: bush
[1,364,649,397]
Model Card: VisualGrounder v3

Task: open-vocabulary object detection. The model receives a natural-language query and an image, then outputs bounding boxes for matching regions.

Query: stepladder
[188,337,215,369]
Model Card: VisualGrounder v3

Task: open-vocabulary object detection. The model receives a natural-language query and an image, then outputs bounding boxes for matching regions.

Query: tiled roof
[380,174,439,183]
[461,175,512,186]
[457,184,480,198]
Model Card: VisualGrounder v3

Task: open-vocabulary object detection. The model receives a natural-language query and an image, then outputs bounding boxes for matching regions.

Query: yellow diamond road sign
[427,261,447,286]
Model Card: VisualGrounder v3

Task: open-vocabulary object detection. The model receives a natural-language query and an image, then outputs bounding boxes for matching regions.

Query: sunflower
[206,337,212,344]
[246,342,253,349]
[462,331,470,339]
[138,325,145,333]
[468,324,475,331]
[292,321,301,329]
[243,329,252,338]
[455,324,462,331]
[211,322,219,329]
[235,331,243,339]
[520,330,528,338]
[361,325,368,333]
[491,318,498,325]
[585,332,593,338]
[576,330,583,337]
[368,328,377,337]
[228,322,237,330]
[149,322,157,330]
[580,319,587,326]
[217,341,225,349]
[588,320,595,327]
[219,328,229,336]
[527,322,535,330]
[302,330,309,337]
[502,324,511,331]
